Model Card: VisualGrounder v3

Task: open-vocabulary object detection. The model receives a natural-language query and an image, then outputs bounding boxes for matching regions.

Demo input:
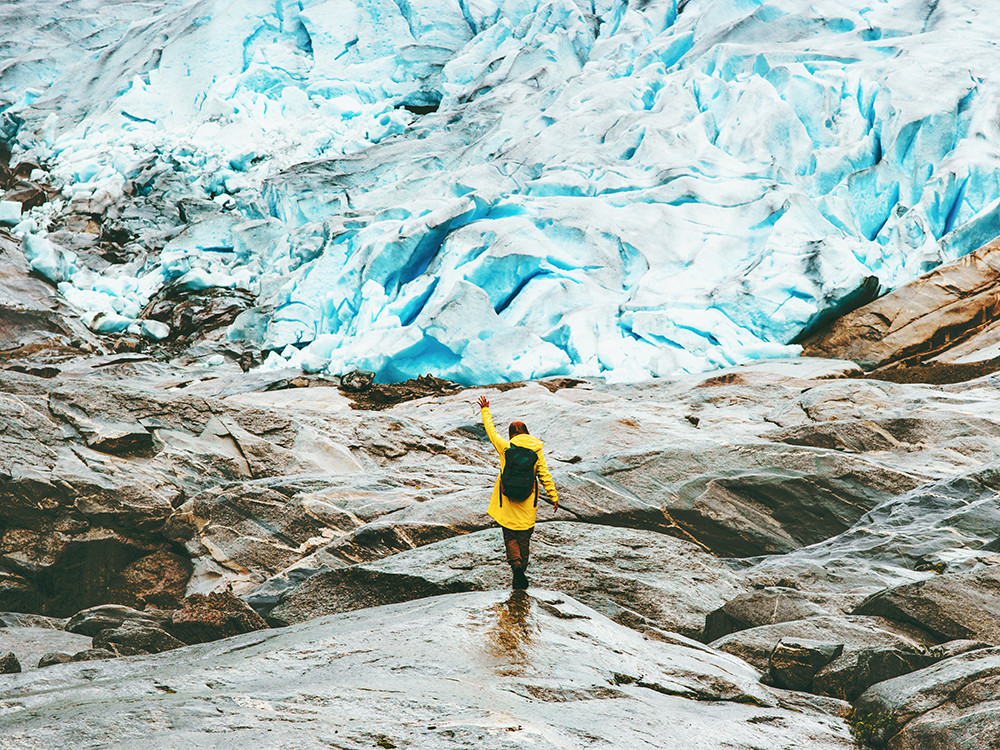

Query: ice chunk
[140,320,171,340]
[21,234,77,283]
[90,312,133,334]
[0,200,21,225]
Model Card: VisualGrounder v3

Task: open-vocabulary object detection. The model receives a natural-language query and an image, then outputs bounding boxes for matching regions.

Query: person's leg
[517,526,535,589]
[502,526,532,589]
[512,527,533,589]
[516,527,533,570]
[502,526,524,569]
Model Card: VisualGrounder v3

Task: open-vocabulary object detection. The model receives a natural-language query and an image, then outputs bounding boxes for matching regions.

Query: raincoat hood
[510,433,543,451]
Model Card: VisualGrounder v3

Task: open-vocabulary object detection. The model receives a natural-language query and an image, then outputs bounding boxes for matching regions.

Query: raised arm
[477,395,508,455]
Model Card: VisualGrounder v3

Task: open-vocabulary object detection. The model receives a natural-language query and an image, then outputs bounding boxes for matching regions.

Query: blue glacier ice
[3,0,1000,382]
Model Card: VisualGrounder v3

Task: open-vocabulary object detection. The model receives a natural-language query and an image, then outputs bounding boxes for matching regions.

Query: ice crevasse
[3,0,1000,383]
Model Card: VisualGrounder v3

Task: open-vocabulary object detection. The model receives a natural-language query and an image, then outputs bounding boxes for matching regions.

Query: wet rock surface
[704,587,853,643]
[0,591,854,750]
[267,521,747,639]
[7,354,1000,623]
[710,615,934,677]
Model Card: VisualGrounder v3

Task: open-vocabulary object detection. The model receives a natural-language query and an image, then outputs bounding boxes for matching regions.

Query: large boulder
[37,652,73,668]
[167,592,268,645]
[65,604,171,638]
[853,567,1000,643]
[853,647,1000,749]
[850,640,990,699]
[68,648,116,662]
[267,522,747,640]
[710,616,933,673]
[711,614,935,700]
[800,237,1000,371]
[704,587,844,642]
[92,621,187,656]
[768,639,844,691]
[0,591,855,749]
[0,651,21,673]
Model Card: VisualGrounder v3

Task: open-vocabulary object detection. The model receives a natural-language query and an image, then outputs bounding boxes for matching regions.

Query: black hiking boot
[512,569,529,590]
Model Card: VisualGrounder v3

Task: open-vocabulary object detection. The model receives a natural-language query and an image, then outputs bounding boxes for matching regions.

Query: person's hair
[508,421,529,438]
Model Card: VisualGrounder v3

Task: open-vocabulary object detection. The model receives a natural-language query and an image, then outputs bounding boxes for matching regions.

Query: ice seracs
[3,0,1000,383]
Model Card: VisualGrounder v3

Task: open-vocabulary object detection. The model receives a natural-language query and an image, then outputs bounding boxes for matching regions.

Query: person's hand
[553,500,559,513]
[477,395,489,409]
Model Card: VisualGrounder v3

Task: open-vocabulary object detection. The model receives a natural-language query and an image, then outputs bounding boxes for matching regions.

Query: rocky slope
[4,336,1000,746]
[7,224,1000,747]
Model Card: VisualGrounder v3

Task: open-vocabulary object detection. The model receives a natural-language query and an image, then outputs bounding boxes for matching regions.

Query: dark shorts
[501,525,534,570]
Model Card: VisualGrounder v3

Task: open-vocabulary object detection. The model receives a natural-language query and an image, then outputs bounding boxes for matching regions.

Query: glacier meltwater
[3,0,1000,383]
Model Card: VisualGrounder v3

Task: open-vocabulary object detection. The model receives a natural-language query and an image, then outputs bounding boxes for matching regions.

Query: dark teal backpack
[500,444,538,505]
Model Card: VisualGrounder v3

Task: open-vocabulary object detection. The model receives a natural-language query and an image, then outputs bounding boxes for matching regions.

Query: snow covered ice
[3,0,1000,383]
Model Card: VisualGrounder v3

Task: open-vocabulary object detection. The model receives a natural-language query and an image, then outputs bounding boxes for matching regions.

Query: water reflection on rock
[485,590,537,675]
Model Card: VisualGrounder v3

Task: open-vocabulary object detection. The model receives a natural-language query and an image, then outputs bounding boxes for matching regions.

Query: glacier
[3,0,1000,383]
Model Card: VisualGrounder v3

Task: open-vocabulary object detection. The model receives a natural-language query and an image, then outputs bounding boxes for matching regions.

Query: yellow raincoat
[481,406,558,530]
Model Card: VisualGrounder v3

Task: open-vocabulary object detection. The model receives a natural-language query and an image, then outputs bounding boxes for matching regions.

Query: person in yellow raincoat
[477,395,559,589]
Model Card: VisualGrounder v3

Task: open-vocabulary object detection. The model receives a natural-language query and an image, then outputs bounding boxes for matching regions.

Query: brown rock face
[800,237,1000,373]
[138,283,255,344]
[0,528,155,617]
[168,592,268,645]
[0,234,94,355]
[104,550,193,610]
[768,638,843,691]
